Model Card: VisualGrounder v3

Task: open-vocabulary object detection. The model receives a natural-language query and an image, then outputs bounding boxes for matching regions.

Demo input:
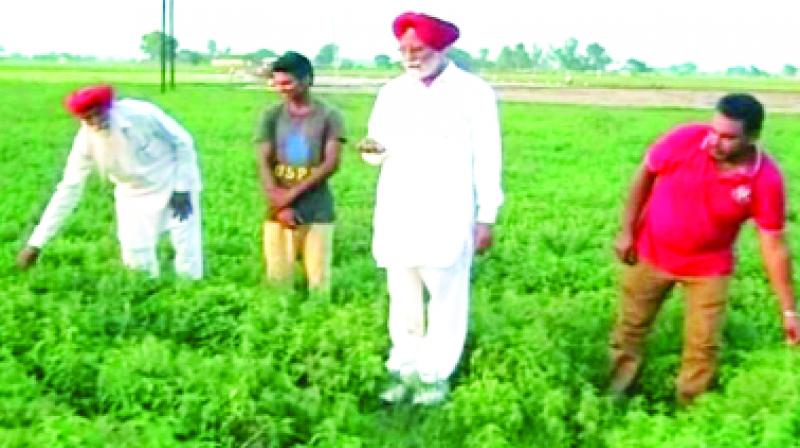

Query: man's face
[707,113,755,162]
[271,71,307,101]
[78,106,110,130]
[398,28,444,79]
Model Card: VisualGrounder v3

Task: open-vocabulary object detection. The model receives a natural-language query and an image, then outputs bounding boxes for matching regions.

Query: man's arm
[255,141,278,192]
[360,88,391,166]
[254,140,285,208]
[758,230,800,345]
[614,163,657,264]
[148,105,198,194]
[144,104,199,220]
[19,130,94,267]
[472,86,503,253]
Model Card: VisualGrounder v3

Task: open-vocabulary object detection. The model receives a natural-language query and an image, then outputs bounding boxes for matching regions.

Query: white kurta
[367,63,503,268]
[367,63,504,384]
[27,99,203,277]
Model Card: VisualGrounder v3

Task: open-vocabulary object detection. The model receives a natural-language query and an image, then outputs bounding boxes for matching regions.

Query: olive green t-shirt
[254,98,345,223]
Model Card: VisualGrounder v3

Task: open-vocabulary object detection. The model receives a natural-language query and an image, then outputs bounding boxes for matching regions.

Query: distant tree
[447,47,474,71]
[726,66,749,76]
[585,42,612,71]
[477,48,492,69]
[530,44,548,70]
[511,43,532,69]
[551,38,585,71]
[140,31,178,60]
[339,58,355,69]
[726,65,769,77]
[668,62,698,75]
[246,48,277,63]
[31,53,96,62]
[177,50,206,65]
[624,58,653,73]
[783,64,798,76]
[374,54,392,69]
[207,39,217,58]
[314,43,339,68]
[31,53,60,61]
[496,45,514,70]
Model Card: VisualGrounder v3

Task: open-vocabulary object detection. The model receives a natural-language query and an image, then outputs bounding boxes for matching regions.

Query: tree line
[3,33,796,77]
[133,32,800,76]
[273,38,800,77]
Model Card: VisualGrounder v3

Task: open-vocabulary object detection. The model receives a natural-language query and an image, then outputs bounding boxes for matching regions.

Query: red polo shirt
[635,124,785,276]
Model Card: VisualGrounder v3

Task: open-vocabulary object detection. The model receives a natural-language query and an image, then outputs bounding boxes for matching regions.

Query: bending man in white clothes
[17,84,203,279]
[358,12,503,405]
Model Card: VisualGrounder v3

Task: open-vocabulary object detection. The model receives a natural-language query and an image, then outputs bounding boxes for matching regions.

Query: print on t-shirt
[282,126,313,166]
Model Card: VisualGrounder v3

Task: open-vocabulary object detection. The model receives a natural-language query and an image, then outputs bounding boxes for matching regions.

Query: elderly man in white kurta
[17,85,203,279]
[359,12,503,405]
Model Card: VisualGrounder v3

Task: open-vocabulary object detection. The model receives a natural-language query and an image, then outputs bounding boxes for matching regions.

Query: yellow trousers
[263,221,333,292]
[609,261,729,404]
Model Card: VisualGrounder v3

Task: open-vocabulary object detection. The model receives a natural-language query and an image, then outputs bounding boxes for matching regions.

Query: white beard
[404,58,447,80]
[405,67,424,79]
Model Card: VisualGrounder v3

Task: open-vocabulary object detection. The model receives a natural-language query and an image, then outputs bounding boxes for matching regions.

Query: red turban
[64,84,114,116]
[392,12,459,51]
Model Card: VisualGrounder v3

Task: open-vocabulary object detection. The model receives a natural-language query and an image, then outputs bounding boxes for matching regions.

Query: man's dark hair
[271,51,314,85]
[716,93,764,136]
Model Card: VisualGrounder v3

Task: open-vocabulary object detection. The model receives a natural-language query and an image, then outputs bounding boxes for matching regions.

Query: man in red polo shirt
[610,93,799,404]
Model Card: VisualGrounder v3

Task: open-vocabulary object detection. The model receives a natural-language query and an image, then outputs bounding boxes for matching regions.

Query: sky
[0,0,797,72]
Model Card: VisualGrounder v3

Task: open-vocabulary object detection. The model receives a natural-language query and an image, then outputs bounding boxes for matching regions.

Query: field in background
[4,61,800,92]
[0,66,799,446]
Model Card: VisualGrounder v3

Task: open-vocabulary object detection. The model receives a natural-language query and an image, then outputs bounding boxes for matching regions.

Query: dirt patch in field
[494,87,800,113]
[243,75,800,113]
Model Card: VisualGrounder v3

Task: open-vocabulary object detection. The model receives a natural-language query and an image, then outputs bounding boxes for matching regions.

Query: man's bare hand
[614,231,637,265]
[356,137,385,154]
[17,246,40,269]
[275,208,298,229]
[784,312,799,345]
[268,187,296,209]
[474,223,493,254]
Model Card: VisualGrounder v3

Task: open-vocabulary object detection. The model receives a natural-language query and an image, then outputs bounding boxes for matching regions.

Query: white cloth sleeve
[147,105,198,192]
[472,87,504,224]
[364,89,391,165]
[27,130,94,247]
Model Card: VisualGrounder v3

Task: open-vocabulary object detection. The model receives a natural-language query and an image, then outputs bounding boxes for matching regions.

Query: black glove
[169,191,193,221]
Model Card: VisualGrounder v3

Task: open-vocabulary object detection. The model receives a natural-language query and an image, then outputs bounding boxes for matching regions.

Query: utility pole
[160,0,176,92]
[160,0,166,93]
[169,0,175,89]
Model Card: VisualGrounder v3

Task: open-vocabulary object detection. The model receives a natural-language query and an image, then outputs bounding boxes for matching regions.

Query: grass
[0,67,799,446]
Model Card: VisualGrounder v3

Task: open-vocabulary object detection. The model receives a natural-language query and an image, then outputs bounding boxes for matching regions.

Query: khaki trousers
[263,221,333,292]
[609,261,729,404]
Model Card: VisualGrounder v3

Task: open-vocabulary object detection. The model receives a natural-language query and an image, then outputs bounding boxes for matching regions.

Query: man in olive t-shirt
[254,51,345,292]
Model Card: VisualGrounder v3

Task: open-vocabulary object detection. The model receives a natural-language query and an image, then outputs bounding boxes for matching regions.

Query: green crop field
[1,67,799,447]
